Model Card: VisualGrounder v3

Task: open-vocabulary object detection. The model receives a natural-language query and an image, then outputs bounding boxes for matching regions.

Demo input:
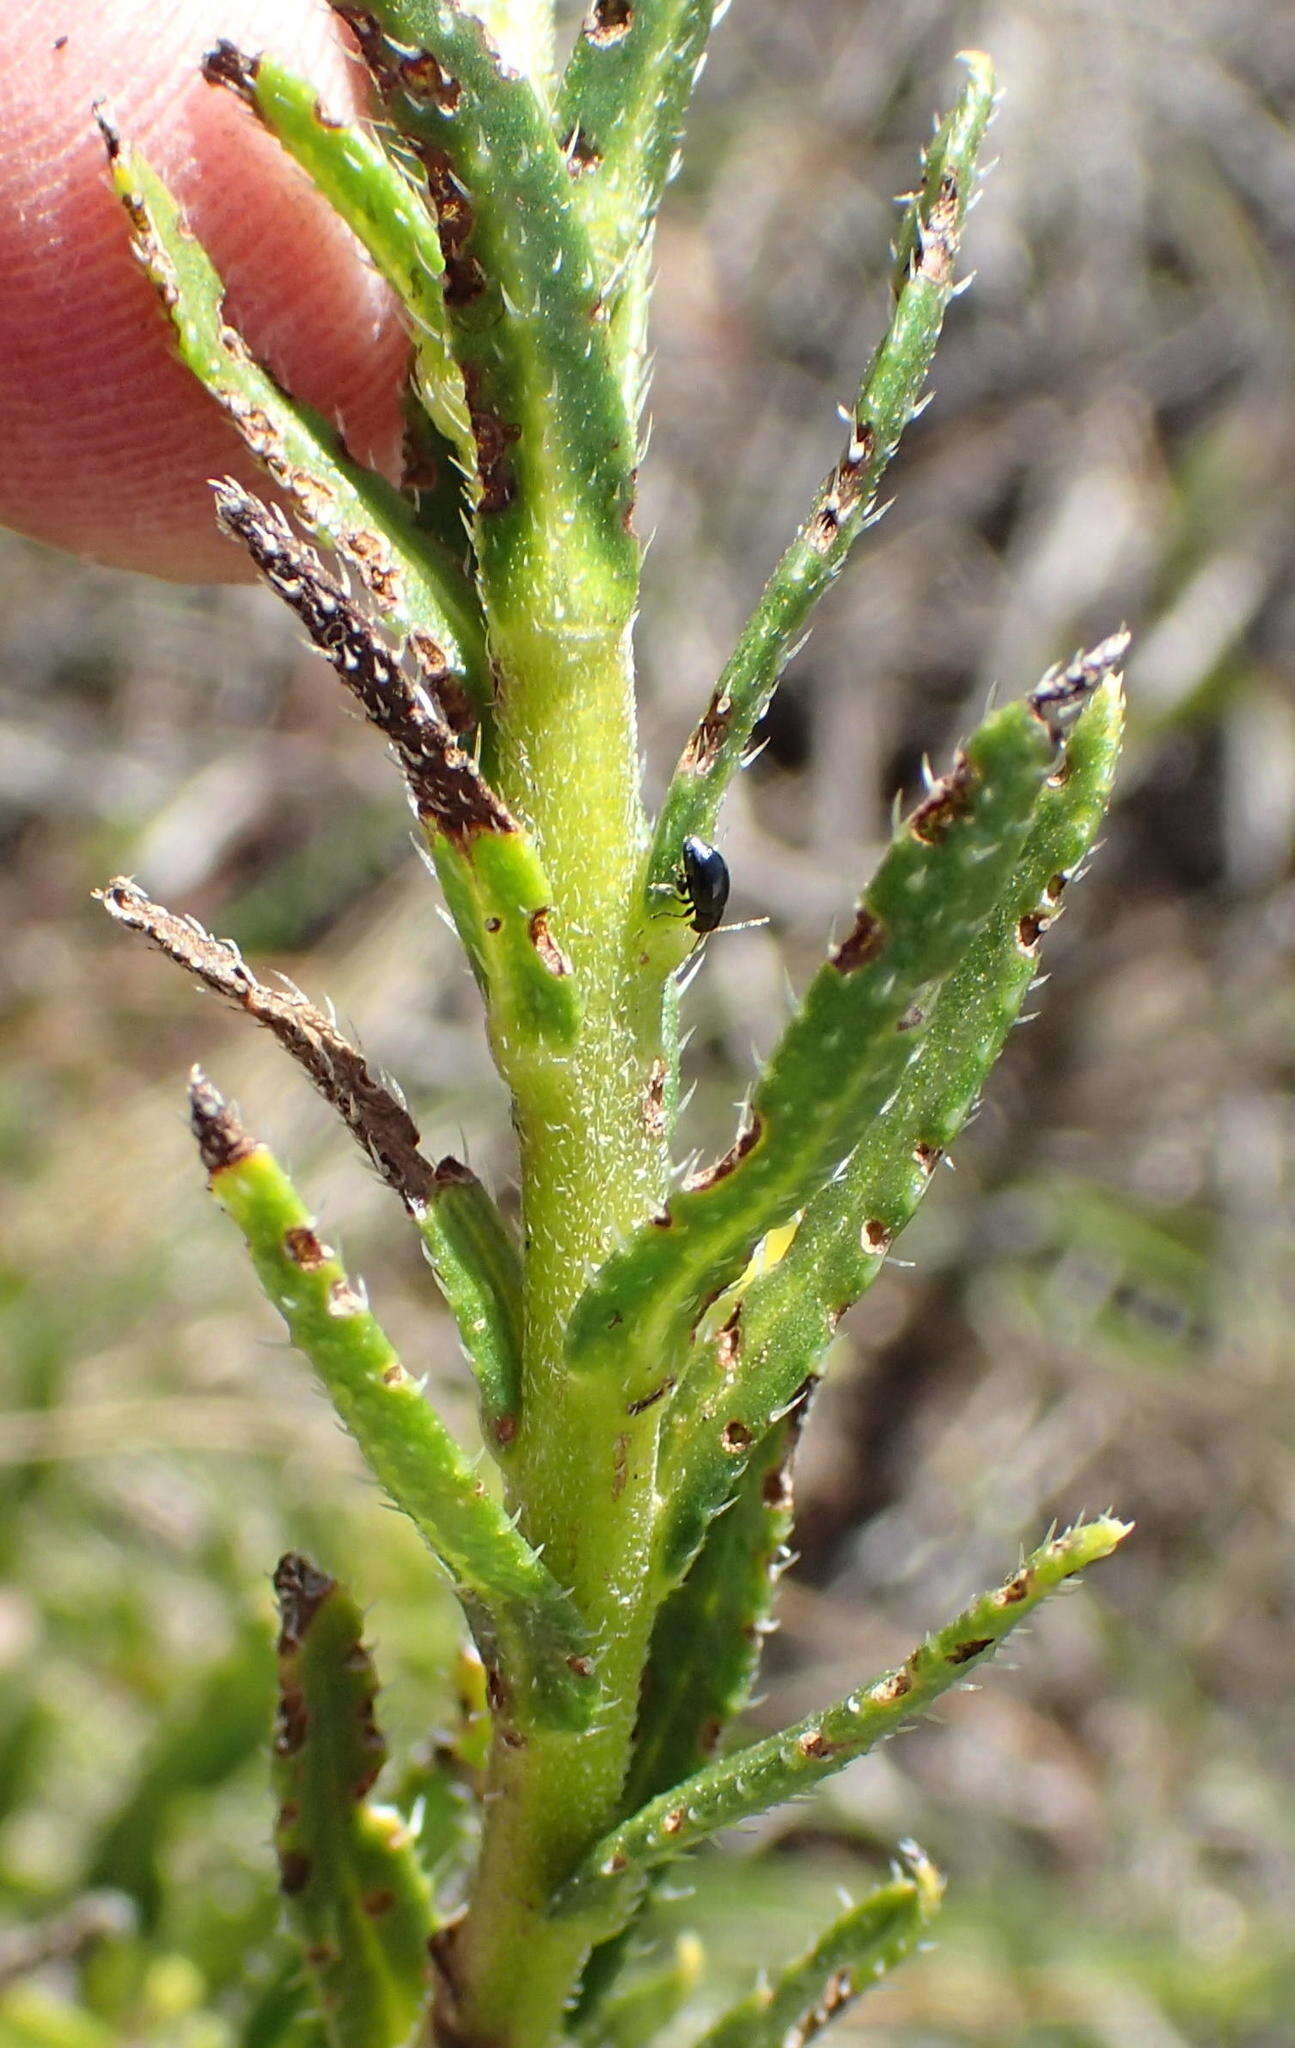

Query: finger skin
[0,1,409,582]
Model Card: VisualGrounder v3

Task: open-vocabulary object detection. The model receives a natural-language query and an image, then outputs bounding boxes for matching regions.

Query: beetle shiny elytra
[679,835,730,936]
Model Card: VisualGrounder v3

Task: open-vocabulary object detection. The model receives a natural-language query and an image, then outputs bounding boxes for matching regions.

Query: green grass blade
[551,1519,1130,1933]
[644,54,997,946]
[99,114,491,723]
[689,1850,942,2048]
[657,645,1126,1587]
[189,1073,593,1727]
[271,1555,433,2048]
[568,681,1088,1403]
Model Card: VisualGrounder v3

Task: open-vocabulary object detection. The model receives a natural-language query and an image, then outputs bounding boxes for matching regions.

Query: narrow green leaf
[569,1417,799,2025]
[622,1417,798,1817]
[573,1933,704,2048]
[551,1518,1130,1932]
[689,1849,942,2048]
[557,0,722,397]
[203,43,477,482]
[271,1554,432,2047]
[417,1162,524,1449]
[240,1950,323,2048]
[568,681,1090,1402]
[215,482,581,1057]
[97,878,528,1434]
[189,1073,593,1727]
[658,647,1126,1587]
[394,1643,491,1897]
[98,113,491,722]
[331,1,639,640]
[645,53,997,944]
[427,831,582,1058]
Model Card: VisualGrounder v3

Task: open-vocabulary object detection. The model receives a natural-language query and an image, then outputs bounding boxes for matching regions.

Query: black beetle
[679,835,730,936]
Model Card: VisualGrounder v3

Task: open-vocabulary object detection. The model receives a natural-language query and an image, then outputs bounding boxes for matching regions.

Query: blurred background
[2,0,1293,2041]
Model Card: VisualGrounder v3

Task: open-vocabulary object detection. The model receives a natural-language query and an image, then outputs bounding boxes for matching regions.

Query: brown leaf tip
[188,1067,255,1176]
[273,1552,337,1651]
[587,0,634,43]
[214,480,509,843]
[92,99,122,158]
[201,40,259,103]
[1030,629,1130,744]
[431,1155,475,1190]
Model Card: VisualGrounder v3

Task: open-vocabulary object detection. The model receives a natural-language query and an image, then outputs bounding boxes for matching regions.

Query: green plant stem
[310,16,676,2036]
[95,15,1136,2041]
[442,644,671,2048]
